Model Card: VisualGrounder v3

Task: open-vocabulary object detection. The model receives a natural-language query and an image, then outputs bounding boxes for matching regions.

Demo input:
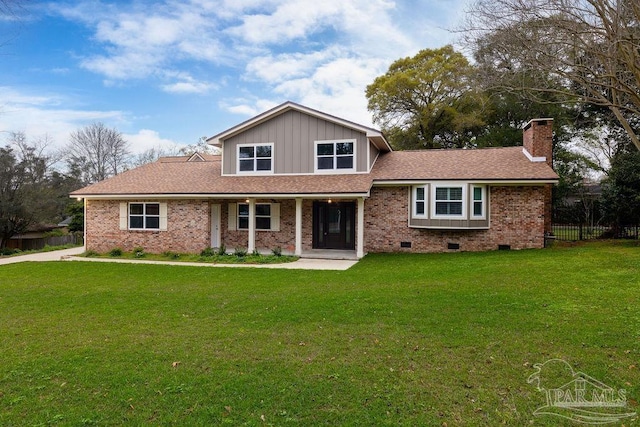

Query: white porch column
[295,198,302,256]
[357,197,365,258]
[82,198,87,250]
[248,198,256,253]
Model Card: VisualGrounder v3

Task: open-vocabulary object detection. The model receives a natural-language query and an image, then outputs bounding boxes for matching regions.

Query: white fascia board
[372,179,558,186]
[75,192,371,200]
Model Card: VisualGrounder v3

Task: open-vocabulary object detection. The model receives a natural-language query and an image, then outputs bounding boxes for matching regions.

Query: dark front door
[313,201,355,250]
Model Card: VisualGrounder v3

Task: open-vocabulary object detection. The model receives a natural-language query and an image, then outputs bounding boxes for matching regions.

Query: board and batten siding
[222,109,369,174]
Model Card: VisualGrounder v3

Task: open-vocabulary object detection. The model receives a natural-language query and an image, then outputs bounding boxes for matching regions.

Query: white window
[237,143,273,173]
[413,186,427,218]
[472,186,486,218]
[228,203,280,231]
[432,185,466,219]
[119,202,167,231]
[129,202,160,229]
[315,140,355,172]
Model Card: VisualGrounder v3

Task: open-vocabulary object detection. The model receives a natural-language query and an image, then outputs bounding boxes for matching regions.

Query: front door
[210,204,221,248]
[313,201,355,250]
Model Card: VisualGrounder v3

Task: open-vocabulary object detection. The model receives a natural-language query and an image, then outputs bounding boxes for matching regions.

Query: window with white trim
[315,140,355,172]
[472,186,486,218]
[433,186,465,217]
[413,186,427,218]
[129,203,160,230]
[238,143,273,173]
[238,203,272,230]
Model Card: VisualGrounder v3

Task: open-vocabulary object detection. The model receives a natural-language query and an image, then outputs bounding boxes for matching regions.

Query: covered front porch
[211,196,366,259]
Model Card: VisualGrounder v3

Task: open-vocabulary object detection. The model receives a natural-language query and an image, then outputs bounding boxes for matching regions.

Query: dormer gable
[207,102,391,176]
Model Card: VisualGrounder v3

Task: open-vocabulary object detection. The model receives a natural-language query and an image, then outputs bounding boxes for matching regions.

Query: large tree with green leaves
[601,148,640,231]
[366,45,487,149]
[0,134,55,248]
[0,132,83,248]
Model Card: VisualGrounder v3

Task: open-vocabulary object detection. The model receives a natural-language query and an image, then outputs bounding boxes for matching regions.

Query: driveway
[0,246,86,265]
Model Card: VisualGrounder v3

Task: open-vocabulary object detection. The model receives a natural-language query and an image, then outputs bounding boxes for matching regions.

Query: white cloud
[220,98,280,117]
[227,0,342,44]
[48,0,468,133]
[123,129,181,154]
[245,48,339,84]
[0,86,127,150]
[160,72,219,94]
[55,0,227,84]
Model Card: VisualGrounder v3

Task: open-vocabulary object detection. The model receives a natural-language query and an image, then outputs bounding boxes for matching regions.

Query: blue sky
[0,0,469,155]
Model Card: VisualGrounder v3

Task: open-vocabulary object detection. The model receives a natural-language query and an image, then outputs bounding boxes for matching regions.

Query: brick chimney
[522,118,553,169]
[523,118,554,235]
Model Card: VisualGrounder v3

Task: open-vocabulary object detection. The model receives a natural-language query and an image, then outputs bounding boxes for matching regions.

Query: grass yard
[0,241,638,426]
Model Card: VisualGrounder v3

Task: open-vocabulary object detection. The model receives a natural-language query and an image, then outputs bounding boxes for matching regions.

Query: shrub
[271,246,282,257]
[217,244,226,256]
[233,247,247,257]
[200,247,215,257]
[109,248,123,257]
[0,247,20,256]
[85,250,99,257]
[252,249,261,257]
[164,252,180,260]
[44,229,68,237]
[133,247,145,258]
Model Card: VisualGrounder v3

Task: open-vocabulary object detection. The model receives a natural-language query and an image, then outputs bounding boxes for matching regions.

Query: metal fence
[550,223,640,241]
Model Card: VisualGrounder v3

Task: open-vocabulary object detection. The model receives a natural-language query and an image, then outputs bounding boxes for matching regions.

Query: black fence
[551,223,640,241]
[551,204,639,242]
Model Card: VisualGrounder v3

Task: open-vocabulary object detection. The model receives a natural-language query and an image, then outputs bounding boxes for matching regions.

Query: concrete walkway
[0,247,357,270]
[0,246,85,265]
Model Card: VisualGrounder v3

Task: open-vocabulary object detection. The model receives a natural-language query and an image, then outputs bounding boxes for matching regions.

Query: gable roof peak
[206,101,391,151]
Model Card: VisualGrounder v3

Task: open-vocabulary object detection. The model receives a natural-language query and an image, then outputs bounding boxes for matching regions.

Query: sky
[0,0,469,156]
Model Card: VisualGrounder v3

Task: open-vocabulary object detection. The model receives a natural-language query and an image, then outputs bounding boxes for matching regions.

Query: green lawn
[0,241,638,426]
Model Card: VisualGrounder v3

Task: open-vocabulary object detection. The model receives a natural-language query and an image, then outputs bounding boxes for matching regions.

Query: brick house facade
[72,102,558,258]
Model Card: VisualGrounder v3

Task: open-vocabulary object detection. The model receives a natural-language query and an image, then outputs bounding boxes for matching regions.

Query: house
[70,101,558,258]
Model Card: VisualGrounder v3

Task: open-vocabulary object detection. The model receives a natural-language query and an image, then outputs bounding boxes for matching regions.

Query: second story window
[238,143,273,173]
[315,140,355,172]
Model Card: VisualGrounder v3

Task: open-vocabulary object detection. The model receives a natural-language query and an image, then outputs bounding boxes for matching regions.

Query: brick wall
[364,185,546,253]
[85,199,210,253]
[87,199,306,255]
[222,199,297,253]
[86,187,548,255]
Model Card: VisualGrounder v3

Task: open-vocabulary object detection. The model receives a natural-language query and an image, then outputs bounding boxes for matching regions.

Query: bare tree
[132,145,181,166]
[0,0,26,47]
[463,0,640,150]
[178,136,219,156]
[67,122,130,183]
